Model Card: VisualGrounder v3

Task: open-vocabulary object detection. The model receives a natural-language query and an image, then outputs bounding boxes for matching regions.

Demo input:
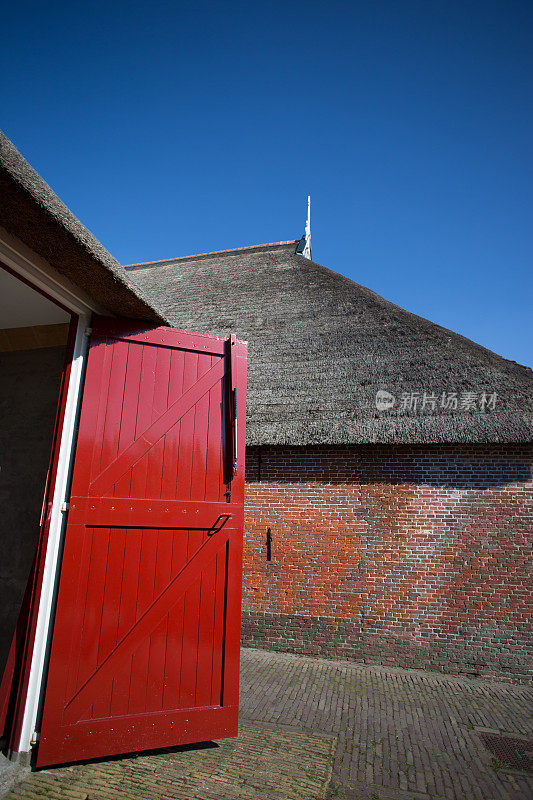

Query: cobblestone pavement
[3,647,533,800]
[240,649,533,800]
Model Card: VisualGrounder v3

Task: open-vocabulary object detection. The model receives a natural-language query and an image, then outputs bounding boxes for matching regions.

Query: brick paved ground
[3,647,533,800]
[240,649,533,800]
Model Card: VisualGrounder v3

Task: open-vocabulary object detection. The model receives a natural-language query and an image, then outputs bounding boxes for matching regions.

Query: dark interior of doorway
[0,346,66,674]
[0,266,71,681]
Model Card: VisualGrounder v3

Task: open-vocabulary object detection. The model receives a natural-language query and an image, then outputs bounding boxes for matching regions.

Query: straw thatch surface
[0,130,166,323]
[127,242,532,446]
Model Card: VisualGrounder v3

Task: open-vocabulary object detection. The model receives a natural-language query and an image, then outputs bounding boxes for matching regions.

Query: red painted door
[36,316,247,767]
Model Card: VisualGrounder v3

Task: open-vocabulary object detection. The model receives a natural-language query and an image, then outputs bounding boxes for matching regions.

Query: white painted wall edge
[0,231,100,752]
[17,314,90,751]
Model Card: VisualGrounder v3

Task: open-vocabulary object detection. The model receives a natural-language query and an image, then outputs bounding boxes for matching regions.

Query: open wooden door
[35,316,247,767]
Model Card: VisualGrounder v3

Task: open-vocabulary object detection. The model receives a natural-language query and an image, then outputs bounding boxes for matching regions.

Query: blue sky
[1,1,531,365]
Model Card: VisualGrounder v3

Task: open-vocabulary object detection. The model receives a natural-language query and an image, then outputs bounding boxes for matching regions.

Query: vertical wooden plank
[218,340,246,710]
[175,351,199,708]
[178,532,201,709]
[203,350,226,703]
[161,348,185,500]
[130,343,158,497]
[91,528,126,718]
[175,351,198,499]
[179,353,211,707]
[75,340,126,716]
[128,343,158,715]
[75,529,110,720]
[92,339,130,718]
[128,527,157,715]
[146,346,170,499]
[77,338,127,715]
[77,337,113,494]
[58,338,112,709]
[146,530,173,711]
[162,532,187,710]
[161,347,187,710]
[110,528,142,717]
[220,530,242,710]
[49,524,91,725]
[99,340,129,498]
[191,352,211,500]
[110,339,145,716]
[210,548,226,706]
[114,340,144,498]
[52,335,108,712]
[194,546,216,707]
[145,348,172,711]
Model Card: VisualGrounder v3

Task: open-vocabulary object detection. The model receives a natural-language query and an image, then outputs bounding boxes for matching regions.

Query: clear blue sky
[2,1,531,365]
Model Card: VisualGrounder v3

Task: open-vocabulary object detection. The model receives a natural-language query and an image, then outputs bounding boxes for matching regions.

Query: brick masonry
[242,444,533,683]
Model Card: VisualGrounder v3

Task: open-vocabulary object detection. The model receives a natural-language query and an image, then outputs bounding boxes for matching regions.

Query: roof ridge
[124,240,298,268]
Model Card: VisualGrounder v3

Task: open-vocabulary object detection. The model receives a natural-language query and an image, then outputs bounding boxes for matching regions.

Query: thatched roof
[0,130,166,323]
[126,242,532,446]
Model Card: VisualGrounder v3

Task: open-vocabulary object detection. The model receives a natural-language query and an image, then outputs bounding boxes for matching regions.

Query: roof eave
[0,130,169,324]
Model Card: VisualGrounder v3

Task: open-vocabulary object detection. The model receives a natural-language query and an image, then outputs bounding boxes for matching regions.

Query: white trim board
[0,231,96,753]
[0,226,105,317]
[17,314,90,752]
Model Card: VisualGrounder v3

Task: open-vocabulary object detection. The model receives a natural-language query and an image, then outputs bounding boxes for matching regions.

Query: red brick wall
[242,444,533,683]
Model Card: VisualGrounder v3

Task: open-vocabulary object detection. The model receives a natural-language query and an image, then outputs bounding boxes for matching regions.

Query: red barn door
[36,316,246,767]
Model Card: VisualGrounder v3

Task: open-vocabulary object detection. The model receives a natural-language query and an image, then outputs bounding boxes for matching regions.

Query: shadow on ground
[2,648,532,800]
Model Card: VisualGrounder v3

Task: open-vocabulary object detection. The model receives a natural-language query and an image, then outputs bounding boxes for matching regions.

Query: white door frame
[0,231,102,752]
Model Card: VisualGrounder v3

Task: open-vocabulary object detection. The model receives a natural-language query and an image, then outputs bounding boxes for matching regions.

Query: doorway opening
[0,263,73,748]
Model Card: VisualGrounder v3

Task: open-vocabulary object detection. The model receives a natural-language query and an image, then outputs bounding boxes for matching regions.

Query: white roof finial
[302,195,311,260]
